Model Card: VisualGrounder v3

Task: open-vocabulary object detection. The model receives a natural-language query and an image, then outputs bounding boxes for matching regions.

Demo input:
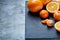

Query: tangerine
[53,11,60,21]
[39,10,49,19]
[27,0,43,12]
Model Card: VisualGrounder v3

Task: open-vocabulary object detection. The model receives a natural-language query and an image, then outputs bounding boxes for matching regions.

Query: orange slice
[55,21,60,32]
[56,0,60,9]
[56,0,60,1]
[46,2,59,13]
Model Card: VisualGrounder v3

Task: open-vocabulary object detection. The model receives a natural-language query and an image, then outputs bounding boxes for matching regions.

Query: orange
[46,2,59,13]
[40,0,52,6]
[53,11,60,21]
[56,0,60,9]
[55,21,60,32]
[39,10,49,19]
[27,0,43,13]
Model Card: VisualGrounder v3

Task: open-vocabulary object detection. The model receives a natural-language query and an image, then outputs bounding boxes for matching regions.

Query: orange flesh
[56,0,60,9]
[55,22,60,30]
[47,3,58,11]
[56,1,60,9]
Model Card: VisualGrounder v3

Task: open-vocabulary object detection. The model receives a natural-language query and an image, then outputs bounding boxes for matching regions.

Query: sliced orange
[56,0,60,9]
[56,0,60,1]
[46,2,59,13]
[55,21,60,32]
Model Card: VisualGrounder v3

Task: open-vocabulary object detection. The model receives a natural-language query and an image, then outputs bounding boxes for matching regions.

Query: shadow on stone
[28,11,40,17]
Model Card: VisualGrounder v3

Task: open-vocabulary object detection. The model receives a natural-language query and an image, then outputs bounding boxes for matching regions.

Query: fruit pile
[27,0,60,32]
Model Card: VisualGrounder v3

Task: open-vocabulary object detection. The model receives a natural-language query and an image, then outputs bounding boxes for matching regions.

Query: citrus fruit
[53,11,60,21]
[41,19,48,24]
[46,2,59,13]
[41,19,54,27]
[27,0,43,13]
[56,0,60,1]
[47,20,54,27]
[40,0,52,6]
[55,21,60,32]
[56,0,60,9]
[39,10,49,19]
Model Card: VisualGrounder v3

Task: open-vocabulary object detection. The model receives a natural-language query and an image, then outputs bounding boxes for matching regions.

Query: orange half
[55,21,60,32]
[46,2,59,13]
[56,0,60,9]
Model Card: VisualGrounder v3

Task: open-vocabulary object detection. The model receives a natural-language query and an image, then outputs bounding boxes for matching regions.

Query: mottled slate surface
[25,1,60,38]
[0,0,25,40]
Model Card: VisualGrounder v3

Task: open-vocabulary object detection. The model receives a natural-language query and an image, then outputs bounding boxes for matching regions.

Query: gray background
[0,0,25,40]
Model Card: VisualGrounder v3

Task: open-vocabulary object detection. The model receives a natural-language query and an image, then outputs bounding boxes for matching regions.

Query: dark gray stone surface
[0,0,25,40]
[25,1,60,38]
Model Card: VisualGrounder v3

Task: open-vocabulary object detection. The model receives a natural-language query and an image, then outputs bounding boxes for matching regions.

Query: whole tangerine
[27,0,43,13]
[39,10,49,19]
[53,11,60,21]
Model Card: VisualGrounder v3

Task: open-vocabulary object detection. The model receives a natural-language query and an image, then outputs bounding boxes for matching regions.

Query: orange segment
[46,2,59,13]
[55,21,60,32]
